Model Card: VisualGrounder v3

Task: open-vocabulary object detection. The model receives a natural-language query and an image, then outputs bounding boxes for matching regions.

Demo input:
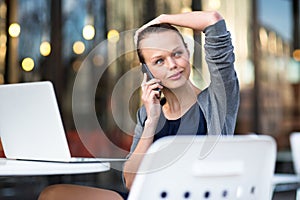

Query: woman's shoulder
[197,88,209,100]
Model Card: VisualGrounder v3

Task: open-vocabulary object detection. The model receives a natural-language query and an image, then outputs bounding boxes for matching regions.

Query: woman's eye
[155,59,164,65]
[173,51,182,57]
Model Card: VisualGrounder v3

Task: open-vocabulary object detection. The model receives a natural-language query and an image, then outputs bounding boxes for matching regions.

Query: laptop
[0,81,127,163]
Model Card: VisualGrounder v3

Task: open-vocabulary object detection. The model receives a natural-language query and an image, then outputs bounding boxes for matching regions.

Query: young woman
[123,10,239,189]
[38,10,239,200]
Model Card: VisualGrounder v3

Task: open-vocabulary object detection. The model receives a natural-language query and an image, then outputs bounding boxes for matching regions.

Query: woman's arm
[123,120,155,189]
[123,74,162,189]
[134,11,223,44]
[201,18,240,135]
[156,11,223,32]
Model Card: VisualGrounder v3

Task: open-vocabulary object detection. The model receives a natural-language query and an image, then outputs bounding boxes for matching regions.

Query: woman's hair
[136,23,186,63]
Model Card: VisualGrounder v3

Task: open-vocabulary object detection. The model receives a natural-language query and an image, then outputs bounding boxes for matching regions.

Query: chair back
[290,132,300,175]
[128,135,276,200]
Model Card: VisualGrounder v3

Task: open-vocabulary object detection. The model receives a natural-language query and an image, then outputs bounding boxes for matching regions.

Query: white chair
[128,135,276,200]
[290,132,300,199]
[290,132,300,175]
[271,132,300,199]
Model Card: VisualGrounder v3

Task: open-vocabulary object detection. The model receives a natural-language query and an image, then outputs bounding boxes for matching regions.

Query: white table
[0,158,110,176]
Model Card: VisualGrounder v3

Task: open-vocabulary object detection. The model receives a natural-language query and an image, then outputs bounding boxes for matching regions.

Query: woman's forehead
[139,31,185,50]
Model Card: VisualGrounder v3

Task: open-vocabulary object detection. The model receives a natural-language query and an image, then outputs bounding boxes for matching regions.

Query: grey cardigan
[130,19,240,154]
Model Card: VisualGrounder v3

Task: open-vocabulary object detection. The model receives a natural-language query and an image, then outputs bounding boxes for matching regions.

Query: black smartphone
[141,63,161,93]
[142,63,155,81]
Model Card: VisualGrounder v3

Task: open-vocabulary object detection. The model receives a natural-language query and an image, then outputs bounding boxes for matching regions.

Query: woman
[38,10,239,200]
[123,10,239,189]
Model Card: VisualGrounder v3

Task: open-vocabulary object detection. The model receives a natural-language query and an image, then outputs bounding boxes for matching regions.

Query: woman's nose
[166,57,177,70]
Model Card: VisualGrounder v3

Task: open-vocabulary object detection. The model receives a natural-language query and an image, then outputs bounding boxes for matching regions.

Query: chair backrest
[128,135,276,200]
[290,132,300,175]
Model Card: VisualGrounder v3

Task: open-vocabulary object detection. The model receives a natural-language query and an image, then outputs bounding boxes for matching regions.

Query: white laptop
[0,81,127,163]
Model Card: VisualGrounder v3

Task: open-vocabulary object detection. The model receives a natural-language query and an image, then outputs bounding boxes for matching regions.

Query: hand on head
[134,15,164,46]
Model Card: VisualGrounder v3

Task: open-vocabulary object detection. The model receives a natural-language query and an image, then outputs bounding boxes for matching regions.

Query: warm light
[0,46,6,58]
[293,49,300,61]
[92,54,104,66]
[0,74,4,84]
[268,31,277,54]
[276,37,283,55]
[181,7,192,13]
[259,27,268,49]
[40,41,51,56]
[73,41,85,54]
[21,57,35,72]
[208,0,221,10]
[8,23,21,38]
[72,60,82,72]
[0,34,6,45]
[107,29,120,43]
[82,25,95,40]
[0,4,7,19]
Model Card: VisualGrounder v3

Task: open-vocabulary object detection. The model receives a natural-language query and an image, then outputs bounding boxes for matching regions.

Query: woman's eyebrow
[150,55,163,62]
[172,46,183,51]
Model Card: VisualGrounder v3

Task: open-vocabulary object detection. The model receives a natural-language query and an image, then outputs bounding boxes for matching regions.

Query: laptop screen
[0,81,72,161]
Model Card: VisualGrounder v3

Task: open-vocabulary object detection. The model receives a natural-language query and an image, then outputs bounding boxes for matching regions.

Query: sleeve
[200,19,240,135]
[121,106,147,188]
[126,106,147,158]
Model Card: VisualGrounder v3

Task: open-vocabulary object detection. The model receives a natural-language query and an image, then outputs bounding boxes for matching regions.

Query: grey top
[129,19,240,155]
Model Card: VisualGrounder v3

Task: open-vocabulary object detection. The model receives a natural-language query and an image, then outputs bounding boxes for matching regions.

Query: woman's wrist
[144,117,159,128]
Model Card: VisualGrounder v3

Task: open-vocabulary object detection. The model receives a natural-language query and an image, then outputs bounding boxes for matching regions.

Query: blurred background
[0,0,299,199]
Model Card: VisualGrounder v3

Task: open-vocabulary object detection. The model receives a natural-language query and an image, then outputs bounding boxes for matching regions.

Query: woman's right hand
[141,73,163,124]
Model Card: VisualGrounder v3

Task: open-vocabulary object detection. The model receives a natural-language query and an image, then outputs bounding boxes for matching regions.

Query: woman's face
[139,31,190,89]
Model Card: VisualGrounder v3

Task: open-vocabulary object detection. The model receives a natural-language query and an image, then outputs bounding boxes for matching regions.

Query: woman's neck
[162,81,201,120]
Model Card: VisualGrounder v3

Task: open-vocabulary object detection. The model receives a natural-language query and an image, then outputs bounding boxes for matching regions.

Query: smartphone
[141,63,161,93]
[142,63,155,81]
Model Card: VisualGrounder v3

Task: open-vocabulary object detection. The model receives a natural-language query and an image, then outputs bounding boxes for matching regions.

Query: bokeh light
[40,41,51,56]
[21,57,35,72]
[83,25,95,40]
[293,49,300,61]
[8,23,21,38]
[73,41,85,55]
[107,29,120,43]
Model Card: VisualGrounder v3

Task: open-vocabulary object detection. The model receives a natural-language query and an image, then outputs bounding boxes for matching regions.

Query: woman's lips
[168,71,182,80]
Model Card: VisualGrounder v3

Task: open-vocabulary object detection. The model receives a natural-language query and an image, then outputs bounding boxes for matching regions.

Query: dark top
[153,99,207,142]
